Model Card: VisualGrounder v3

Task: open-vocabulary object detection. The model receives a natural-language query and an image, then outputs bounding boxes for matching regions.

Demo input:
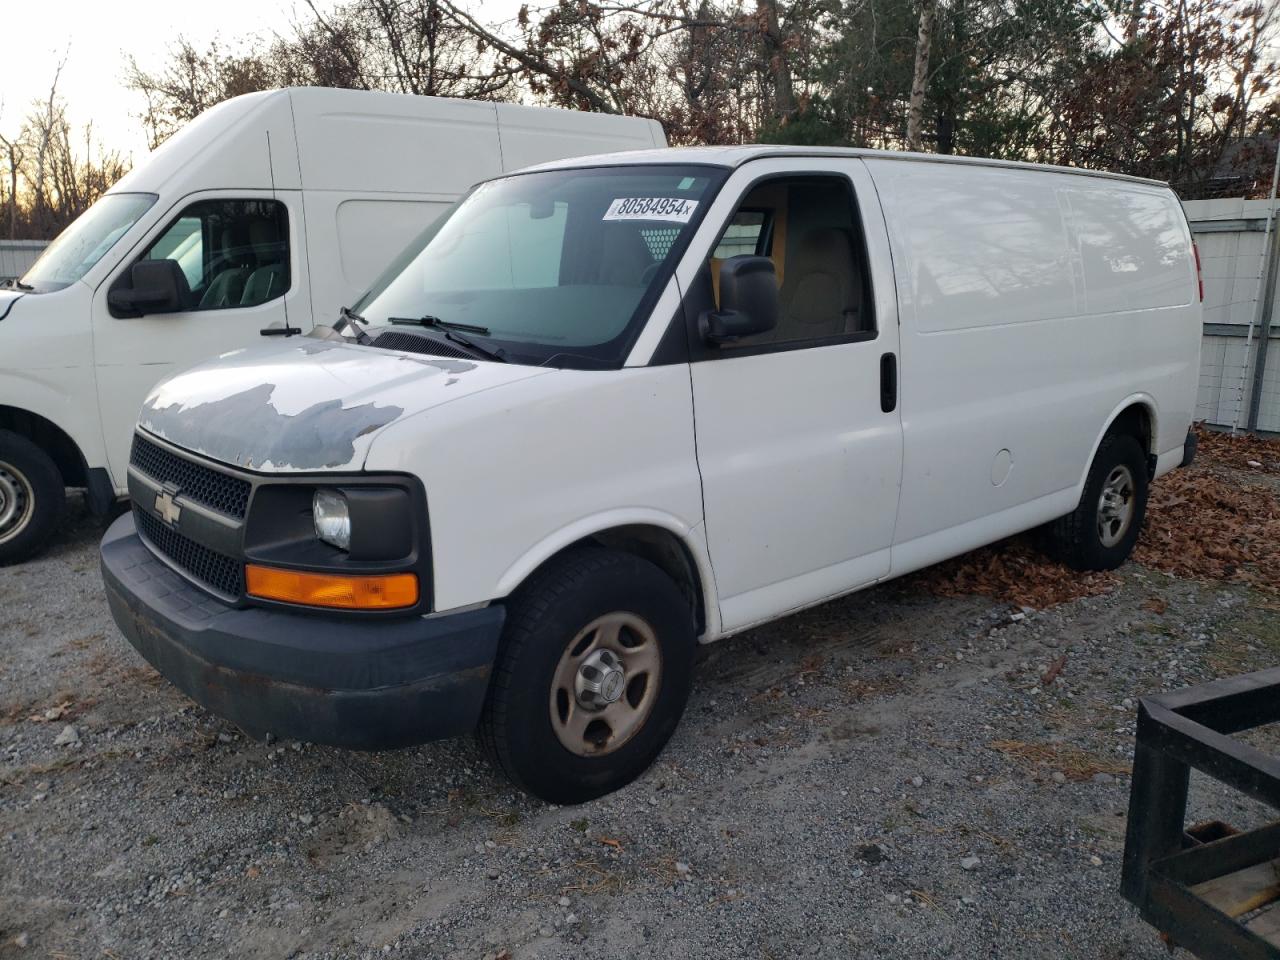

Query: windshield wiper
[389,315,489,335]
[3,278,33,291]
[388,315,506,363]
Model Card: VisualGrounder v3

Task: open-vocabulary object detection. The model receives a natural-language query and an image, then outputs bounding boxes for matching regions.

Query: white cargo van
[0,88,664,562]
[101,146,1202,803]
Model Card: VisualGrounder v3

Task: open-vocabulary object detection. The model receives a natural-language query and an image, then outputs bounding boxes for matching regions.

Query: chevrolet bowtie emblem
[155,489,182,526]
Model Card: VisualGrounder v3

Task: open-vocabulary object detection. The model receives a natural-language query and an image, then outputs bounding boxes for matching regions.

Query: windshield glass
[353,165,725,367]
[21,192,157,292]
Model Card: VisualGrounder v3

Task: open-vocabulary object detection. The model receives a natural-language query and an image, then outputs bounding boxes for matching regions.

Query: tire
[478,548,696,804]
[1045,432,1149,572]
[0,430,65,566]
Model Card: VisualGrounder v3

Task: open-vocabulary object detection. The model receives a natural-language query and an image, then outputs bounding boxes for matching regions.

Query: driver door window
[139,199,290,311]
[708,177,874,351]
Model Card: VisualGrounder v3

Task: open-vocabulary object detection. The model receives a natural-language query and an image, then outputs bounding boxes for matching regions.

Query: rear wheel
[478,548,695,804]
[1045,431,1149,571]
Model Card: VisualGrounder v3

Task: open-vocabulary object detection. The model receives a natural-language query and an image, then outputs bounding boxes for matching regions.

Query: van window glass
[139,199,290,311]
[20,192,156,293]
[712,210,769,259]
[336,199,453,291]
[439,201,568,289]
[354,165,726,368]
[711,177,874,349]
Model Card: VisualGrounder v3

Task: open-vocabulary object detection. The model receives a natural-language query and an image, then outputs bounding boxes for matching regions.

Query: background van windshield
[354,165,723,367]
[20,193,156,293]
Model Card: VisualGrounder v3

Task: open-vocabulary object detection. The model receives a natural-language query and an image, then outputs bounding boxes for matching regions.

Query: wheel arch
[493,512,718,639]
[1080,396,1159,492]
[0,404,89,487]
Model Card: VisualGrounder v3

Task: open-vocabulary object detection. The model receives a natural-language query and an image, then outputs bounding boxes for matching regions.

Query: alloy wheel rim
[0,460,34,545]
[1097,464,1136,548]
[549,611,663,757]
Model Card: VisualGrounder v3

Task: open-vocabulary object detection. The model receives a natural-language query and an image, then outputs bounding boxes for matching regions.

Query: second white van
[101,146,1201,804]
[0,88,664,563]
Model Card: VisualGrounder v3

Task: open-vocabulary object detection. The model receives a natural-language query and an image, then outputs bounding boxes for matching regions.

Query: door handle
[880,352,897,413]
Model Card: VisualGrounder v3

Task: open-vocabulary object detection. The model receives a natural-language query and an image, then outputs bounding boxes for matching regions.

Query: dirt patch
[990,739,1132,782]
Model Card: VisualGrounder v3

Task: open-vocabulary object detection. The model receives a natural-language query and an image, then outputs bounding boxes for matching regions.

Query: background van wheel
[0,430,64,566]
[478,548,696,805]
[1045,432,1149,572]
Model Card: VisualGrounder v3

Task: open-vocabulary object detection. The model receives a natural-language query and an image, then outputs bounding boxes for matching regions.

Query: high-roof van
[101,146,1202,803]
[0,88,664,563]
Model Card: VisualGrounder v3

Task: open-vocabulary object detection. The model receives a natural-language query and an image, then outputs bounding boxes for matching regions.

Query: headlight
[312,488,351,551]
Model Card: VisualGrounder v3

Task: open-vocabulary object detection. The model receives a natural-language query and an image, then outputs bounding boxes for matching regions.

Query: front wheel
[0,430,64,566]
[478,548,695,804]
[1045,432,1149,571]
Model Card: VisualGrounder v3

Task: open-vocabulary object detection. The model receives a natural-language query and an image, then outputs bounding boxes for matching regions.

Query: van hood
[139,336,551,472]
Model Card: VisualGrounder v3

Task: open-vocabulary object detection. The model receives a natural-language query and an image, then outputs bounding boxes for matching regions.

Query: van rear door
[683,158,903,633]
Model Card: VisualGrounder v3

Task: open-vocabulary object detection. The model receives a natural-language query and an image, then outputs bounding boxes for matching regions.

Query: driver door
[90,190,310,483]
[683,159,904,633]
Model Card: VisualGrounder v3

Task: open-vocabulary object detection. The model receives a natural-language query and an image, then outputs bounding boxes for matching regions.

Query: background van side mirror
[108,259,188,316]
[700,255,778,344]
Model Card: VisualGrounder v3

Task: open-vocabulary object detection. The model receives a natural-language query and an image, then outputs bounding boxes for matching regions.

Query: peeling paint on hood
[140,337,552,472]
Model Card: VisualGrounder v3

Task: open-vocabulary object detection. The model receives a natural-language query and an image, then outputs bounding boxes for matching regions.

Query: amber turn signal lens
[246,565,419,610]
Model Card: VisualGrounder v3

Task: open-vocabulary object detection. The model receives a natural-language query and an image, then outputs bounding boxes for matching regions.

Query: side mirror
[108,260,186,316]
[701,255,778,344]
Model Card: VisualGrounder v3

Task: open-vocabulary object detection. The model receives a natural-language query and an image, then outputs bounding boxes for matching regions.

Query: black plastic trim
[101,513,503,749]
[85,467,116,517]
[1181,429,1198,469]
[132,429,434,617]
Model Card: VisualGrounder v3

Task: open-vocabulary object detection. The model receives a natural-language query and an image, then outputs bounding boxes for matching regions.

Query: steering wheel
[640,262,662,286]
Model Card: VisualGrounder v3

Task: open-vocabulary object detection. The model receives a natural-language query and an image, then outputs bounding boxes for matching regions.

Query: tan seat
[773,227,861,343]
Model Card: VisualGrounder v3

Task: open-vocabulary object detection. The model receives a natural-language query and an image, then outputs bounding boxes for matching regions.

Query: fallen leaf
[27,700,74,723]
[1041,654,1068,686]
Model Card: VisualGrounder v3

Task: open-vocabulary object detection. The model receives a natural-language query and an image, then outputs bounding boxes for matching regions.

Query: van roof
[109,87,664,198]
[516,144,1169,188]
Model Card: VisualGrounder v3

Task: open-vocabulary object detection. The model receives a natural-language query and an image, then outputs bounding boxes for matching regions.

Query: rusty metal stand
[1122,667,1280,958]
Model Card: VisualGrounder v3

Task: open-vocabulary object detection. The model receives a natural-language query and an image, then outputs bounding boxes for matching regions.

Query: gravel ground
[3,485,1280,959]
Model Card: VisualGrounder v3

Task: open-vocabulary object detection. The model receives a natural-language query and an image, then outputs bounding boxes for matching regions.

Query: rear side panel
[494,104,667,169]
[864,158,1199,575]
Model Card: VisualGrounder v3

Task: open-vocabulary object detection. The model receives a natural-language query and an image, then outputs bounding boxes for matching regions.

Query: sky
[1,0,306,162]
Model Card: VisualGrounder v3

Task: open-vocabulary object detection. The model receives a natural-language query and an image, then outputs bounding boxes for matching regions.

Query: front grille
[134,506,244,598]
[371,330,476,361]
[130,434,251,519]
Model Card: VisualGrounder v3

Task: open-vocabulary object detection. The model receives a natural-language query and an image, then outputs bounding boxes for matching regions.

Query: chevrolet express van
[101,146,1202,803]
[0,88,664,563]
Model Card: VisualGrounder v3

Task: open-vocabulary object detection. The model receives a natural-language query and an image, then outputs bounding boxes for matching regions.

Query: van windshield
[353,165,725,367]
[21,192,157,292]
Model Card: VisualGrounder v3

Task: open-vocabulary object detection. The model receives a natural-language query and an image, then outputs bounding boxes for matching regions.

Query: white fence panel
[0,240,48,281]
[1184,198,1279,432]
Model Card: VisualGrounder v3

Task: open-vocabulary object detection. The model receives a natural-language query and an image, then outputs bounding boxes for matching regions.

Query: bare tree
[0,65,130,240]
[907,0,937,151]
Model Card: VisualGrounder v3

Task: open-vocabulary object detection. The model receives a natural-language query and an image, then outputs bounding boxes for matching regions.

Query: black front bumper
[100,513,505,749]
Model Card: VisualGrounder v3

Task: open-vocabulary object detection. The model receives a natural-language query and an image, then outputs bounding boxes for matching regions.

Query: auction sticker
[603,197,699,223]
